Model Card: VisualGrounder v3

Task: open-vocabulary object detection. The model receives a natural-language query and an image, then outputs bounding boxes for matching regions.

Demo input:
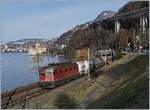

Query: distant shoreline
[0,51,28,53]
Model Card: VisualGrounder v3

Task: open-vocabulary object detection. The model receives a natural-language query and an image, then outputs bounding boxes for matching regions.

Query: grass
[25,76,98,109]
[116,49,123,60]
[112,54,148,80]
[87,54,149,109]
[103,71,149,109]
[12,54,147,109]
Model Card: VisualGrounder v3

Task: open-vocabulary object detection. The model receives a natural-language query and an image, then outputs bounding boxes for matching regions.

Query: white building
[28,43,47,56]
[4,44,8,50]
[61,44,66,49]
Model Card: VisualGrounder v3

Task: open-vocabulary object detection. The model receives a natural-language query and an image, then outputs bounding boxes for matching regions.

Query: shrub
[116,49,123,60]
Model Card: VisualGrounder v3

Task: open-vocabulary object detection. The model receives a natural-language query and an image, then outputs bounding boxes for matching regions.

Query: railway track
[1,82,49,109]
[1,76,87,109]
[1,72,98,109]
[1,61,107,109]
[1,53,138,109]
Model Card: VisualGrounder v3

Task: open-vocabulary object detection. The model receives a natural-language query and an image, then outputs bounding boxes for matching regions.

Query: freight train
[39,59,105,88]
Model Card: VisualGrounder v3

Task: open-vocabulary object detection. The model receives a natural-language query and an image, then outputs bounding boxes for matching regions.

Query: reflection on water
[1,53,70,92]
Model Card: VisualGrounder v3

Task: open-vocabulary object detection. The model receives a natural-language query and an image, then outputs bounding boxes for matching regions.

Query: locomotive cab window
[40,70,45,75]
[46,68,53,75]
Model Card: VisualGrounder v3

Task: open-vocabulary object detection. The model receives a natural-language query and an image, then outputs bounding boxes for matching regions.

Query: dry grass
[12,53,140,109]
[25,76,98,109]
[87,54,149,109]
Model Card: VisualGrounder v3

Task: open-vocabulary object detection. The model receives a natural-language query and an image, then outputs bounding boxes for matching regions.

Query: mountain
[94,11,115,21]
[55,11,115,45]
[117,1,149,14]
[55,30,73,45]
[55,23,89,45]
[4,38,53,48]
[55,1,149,49]
[6,38,49,44]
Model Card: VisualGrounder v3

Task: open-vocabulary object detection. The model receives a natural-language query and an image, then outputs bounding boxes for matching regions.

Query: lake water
[1,53,70,92]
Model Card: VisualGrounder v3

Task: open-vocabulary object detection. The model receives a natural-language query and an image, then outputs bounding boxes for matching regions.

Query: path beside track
[78,53,139,109]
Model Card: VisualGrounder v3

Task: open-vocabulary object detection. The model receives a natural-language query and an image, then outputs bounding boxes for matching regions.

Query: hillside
[3,38,53,48]
[55,30,73,45]
[55,10,115,46]
[55,1,149,50]
[87,54,149,109]
[117,1,149,14]
[11,53,149,109]
[55,23,90,45]
[94,11,115,21]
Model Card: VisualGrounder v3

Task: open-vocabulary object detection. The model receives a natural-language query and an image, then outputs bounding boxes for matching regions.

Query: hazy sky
[1,0,130,42]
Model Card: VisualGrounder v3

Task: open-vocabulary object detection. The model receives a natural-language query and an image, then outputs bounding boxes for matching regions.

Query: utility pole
[115,20,120,50]
[87,48,90,81]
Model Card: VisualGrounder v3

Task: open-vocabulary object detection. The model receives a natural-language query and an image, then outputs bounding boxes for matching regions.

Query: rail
[1,61,107,109]
[1,82,48,109]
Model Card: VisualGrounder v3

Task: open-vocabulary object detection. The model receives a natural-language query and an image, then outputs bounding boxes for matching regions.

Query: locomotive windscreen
[46,68,53,75]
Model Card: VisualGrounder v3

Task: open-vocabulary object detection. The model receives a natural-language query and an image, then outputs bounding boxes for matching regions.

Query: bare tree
[30,53,43,71]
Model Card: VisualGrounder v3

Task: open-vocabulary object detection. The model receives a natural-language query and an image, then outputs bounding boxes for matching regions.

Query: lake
[1,53,71,92]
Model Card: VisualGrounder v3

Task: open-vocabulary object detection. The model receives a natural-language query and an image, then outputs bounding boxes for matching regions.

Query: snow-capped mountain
[94,11,115,21]
[55,10,115,45]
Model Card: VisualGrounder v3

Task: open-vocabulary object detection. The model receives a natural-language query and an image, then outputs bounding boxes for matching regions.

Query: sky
[1,0,130,42]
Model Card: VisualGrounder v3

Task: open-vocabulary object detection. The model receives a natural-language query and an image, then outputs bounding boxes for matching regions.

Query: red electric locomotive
[39,63,80,88]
